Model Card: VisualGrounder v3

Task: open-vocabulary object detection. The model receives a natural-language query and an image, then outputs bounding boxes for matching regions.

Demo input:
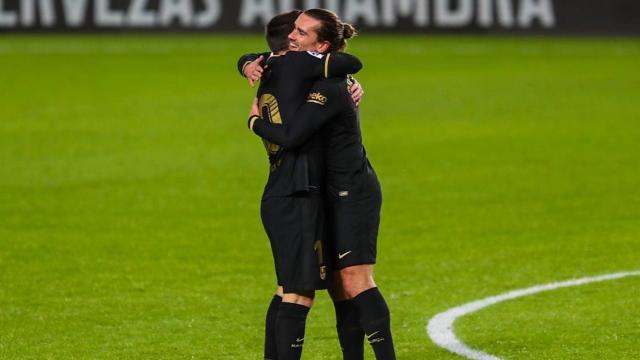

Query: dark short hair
[266,10,303,53]
[303,8,357,53]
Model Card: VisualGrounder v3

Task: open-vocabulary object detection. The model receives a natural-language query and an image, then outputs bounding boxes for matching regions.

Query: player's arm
[317,53,365,105]
[237,52,264,76]
[248,80,341,149]
[322,52,363,78]
[237,52,270,86]
[293,51,364,105]
[291,51,362,79]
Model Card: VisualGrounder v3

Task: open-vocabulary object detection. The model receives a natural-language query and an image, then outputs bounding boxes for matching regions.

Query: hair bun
[342,23,357,39]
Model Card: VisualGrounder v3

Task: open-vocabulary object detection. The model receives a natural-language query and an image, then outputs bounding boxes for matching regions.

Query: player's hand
[244,55,264,88]
[250,97,259,117]
[349,79,364,106]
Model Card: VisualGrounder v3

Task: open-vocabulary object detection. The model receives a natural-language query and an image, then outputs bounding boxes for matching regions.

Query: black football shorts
[261,191,328,293]
[325,174,382,270]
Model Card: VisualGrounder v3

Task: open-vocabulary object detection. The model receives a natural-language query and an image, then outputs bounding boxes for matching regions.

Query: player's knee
[339,268,376,298]
[343,282,375,298]
[282,291,315,307]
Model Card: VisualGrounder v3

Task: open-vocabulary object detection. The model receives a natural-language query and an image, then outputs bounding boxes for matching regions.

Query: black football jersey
[252,77,377,197]
[241,51,362,198]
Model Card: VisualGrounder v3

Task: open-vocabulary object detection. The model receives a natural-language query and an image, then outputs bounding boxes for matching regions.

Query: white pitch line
[427,270,640,360]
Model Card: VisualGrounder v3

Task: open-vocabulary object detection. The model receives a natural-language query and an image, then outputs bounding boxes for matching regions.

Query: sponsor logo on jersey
[307,92,327,105]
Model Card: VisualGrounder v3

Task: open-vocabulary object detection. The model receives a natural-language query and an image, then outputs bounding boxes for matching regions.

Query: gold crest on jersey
[307,92,327,106]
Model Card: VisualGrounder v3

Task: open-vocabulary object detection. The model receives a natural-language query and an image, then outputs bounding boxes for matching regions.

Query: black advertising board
[1,0,639,34]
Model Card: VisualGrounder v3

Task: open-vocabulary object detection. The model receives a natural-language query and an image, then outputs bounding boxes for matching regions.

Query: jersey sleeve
[237,52,269,77]
[288,51,362,80]
[324,52,363,78]
[251,80,342,149]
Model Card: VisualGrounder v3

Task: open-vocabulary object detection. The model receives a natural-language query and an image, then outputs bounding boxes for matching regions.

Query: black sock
[334,300,365,360]
[275,302,310,360]
[264,295,282,360]
[352,288,396,360]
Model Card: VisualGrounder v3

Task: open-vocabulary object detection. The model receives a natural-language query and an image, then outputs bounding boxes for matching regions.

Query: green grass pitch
[1,35,639,359]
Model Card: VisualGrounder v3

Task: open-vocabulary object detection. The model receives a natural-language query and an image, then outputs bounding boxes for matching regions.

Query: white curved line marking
[427,271,640,360]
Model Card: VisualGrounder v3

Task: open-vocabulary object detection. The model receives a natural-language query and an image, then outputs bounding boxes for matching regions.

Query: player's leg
[328,174,395,360]
[340,265,395,360]
[328,274,365,360]
[264,286,284,360]
[267,192,325,360]
[276,290,315,360]
[261,193,287,360]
